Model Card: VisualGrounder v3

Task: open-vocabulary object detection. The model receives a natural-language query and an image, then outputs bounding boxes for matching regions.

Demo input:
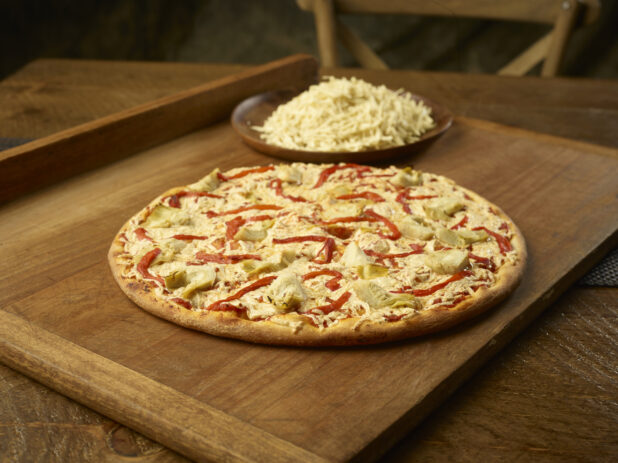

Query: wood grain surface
[1,60,617,462]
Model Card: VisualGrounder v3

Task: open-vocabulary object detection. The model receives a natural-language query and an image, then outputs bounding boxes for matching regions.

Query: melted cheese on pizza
[116,163,521,330]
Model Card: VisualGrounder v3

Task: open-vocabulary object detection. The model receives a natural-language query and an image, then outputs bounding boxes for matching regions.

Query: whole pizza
[109,163,526,346]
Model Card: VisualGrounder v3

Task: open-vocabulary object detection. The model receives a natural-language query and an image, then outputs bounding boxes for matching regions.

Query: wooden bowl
[230,88,453,163]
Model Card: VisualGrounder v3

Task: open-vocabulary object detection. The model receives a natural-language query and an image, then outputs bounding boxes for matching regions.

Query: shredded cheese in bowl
[254,76,435,152]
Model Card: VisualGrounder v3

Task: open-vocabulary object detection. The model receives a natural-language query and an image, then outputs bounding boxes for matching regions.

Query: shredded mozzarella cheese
[254,76,435,152]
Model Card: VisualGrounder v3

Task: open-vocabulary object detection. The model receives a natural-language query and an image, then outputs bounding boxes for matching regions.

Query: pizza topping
[435,227,466,247]
[195,252,262,264]
[408,270,472,297]
[266,271,306,311]
[457,228,489,244]
[424,249,470,274]
[190,168,221,192]
[399,217,434,240]
[220,165,275,181]
[172,234,209,241]
[178,267,217,299]
[341,242,373,267]
[396,190,437,214]
[241,250,296,277]
[135,227,153,242]
[308,291,352,315]
[323,225,355,239]
[336,191,385,202]
[354,281,419,309]
[206,204,282,218]
[473,226,512,255]
[206,275,277,311]
[356,264,389,279]
[424,197,464,221]
[469,253,496,272]
[171,298,193,310]
[273,235,336,263]
[392,168,423,187]
[269,178,308,203]
[144,205,191,228]
[165,191,222,208]
[313,164,370,188]
[450,215,469,230]
[302,269,343,291]
[137,248,165,285]
[363,209,401,240]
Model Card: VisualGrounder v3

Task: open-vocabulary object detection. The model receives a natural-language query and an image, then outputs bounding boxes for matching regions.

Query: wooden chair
[296,0,600,76]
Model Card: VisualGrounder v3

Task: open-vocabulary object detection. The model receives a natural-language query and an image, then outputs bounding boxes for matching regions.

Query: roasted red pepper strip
[172,234,209,241]
[205,275,277,311]
[137,248,164,285]
[218,165,275,181]
[269,178,307,203]
[313,164,370,188]
[224,214,273,241]
[308,291,351,315]
[472,226,512,255]
[165,191,222,208]
[195,252,262,264]
[323,225,355,239]
[469,253,496,272]
[272,235,336,263]
[395,270,472,297]
[363,209,402,240]
[450,215,469,230]
[206,204,282,218]
[336,192,385,202]
[303,269,344,291]
[364,245,424,261]
[135,227,153,242]
[171,297,192,310]
[396,191,438,214]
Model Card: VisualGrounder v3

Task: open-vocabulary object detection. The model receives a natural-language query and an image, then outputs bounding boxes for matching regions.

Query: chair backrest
[297,0,600,76]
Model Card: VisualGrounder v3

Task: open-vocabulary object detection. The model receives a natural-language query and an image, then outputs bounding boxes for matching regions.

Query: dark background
[1,0,617,79]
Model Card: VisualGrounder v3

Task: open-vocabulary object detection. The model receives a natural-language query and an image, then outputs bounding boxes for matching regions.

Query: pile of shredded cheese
[254,76,435,152]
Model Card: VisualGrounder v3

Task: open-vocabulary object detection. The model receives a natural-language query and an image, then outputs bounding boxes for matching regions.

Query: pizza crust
[108,176,526,346]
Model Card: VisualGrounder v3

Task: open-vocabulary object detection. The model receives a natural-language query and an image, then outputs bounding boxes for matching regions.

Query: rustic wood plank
[383,286,618,462]
[0,54,317,204]
[0,310,327,463]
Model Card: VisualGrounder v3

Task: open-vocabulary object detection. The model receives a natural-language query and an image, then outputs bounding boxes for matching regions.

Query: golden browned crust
[108,203,526,347]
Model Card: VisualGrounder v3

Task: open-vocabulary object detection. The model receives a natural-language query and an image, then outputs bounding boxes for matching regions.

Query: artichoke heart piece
[234,224,269,242]
[357,264,389,279]
[435,227,466,247]
[392,168,423,187]
[181,266,217,299]
[457,229,489,244]
[399,216,434,240]
[164,270,187,289]
[190,168,221,192]
[425,249,469,275]
[424,197,464,221]
[354,281,419,309]
[241,250,296,277]
[341,242,373,267]
[145,205,191,228]
[266,271,306,311]
[277,165,303,184]
[327,184,353,198]
[322,201,363,220]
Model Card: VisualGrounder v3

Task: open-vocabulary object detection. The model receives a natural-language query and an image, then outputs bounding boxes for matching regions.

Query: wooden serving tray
[1,55,616,463]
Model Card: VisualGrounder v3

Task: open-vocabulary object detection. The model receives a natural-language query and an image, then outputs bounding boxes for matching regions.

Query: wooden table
[0,59,616,462]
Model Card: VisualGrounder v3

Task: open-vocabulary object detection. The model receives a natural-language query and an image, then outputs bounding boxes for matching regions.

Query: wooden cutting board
[0,55,616,463]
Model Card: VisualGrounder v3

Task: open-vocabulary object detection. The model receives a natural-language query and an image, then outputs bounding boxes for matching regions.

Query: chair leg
[542,0,581,76]
[313,0,339,67]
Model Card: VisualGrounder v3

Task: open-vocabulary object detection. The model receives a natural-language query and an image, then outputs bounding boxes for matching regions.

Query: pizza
[108,163,526,346]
